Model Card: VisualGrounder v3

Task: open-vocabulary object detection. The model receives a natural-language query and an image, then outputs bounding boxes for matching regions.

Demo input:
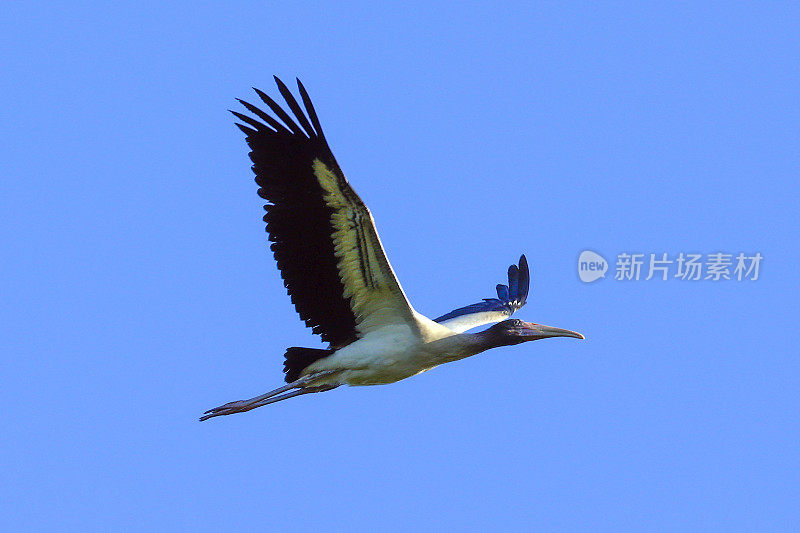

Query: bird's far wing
[233,77,418,347]
[434,255,530,333]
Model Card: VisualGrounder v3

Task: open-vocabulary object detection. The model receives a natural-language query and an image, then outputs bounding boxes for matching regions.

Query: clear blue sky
[2,2,798,531]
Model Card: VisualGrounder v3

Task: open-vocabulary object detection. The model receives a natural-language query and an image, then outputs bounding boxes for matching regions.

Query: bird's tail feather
[283,347,333,383]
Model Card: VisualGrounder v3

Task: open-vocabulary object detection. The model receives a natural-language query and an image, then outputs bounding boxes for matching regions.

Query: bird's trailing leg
[199,370,340,421]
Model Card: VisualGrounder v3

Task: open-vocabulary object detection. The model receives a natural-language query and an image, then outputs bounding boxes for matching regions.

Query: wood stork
[200,77,583,421]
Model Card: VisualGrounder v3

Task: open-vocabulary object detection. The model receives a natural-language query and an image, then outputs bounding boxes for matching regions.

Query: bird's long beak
[522,322,585,340]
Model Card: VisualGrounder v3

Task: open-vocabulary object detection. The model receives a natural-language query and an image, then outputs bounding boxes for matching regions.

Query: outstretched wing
[434,255,530,333]
[233,77,417,348]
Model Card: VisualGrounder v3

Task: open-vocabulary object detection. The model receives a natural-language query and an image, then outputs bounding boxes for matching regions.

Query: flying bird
[200,78,583,421]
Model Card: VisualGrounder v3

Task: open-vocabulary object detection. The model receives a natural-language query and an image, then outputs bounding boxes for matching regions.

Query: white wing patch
[438,311,513,334]
[313,160,418,335]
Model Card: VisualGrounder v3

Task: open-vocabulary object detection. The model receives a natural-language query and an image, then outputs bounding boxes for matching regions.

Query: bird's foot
[200,370,341,421]
[200,400,252,420]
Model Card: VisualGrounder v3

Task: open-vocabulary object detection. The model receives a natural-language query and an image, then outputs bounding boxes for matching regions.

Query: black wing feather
[434,255,530,323]
[253,86,306,137]
[237,98,289,133]
[230,110,270,133]
[274,77,315,138]
[234,123,258,136]
[234,78,357,347]
[296,79,327,142]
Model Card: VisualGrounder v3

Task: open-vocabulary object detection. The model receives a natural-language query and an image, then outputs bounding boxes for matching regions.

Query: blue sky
[2,2,798,530]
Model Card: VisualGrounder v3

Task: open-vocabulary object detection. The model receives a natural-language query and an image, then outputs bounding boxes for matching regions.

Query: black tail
[283,347,333,383]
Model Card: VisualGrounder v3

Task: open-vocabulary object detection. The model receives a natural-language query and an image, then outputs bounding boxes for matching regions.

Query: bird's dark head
[486,318,584,346]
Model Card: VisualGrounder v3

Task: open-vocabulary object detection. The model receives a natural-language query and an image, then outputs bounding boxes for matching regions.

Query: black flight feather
[253,86,306,137]
[235,78,358,348]
[237,98,288,133]
[434,255,530,324]
[274,76,315,138]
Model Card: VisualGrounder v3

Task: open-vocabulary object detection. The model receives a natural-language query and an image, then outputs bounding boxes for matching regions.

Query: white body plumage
[306,314,482,386]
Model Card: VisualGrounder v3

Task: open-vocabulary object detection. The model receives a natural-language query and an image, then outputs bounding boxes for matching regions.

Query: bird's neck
[470,328,511,351]
[429,329,506,364]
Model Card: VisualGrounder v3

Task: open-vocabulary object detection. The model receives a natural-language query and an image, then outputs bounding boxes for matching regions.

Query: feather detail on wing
[434,255,530,333]
[233,77,417,347]
[311,159,418,335]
